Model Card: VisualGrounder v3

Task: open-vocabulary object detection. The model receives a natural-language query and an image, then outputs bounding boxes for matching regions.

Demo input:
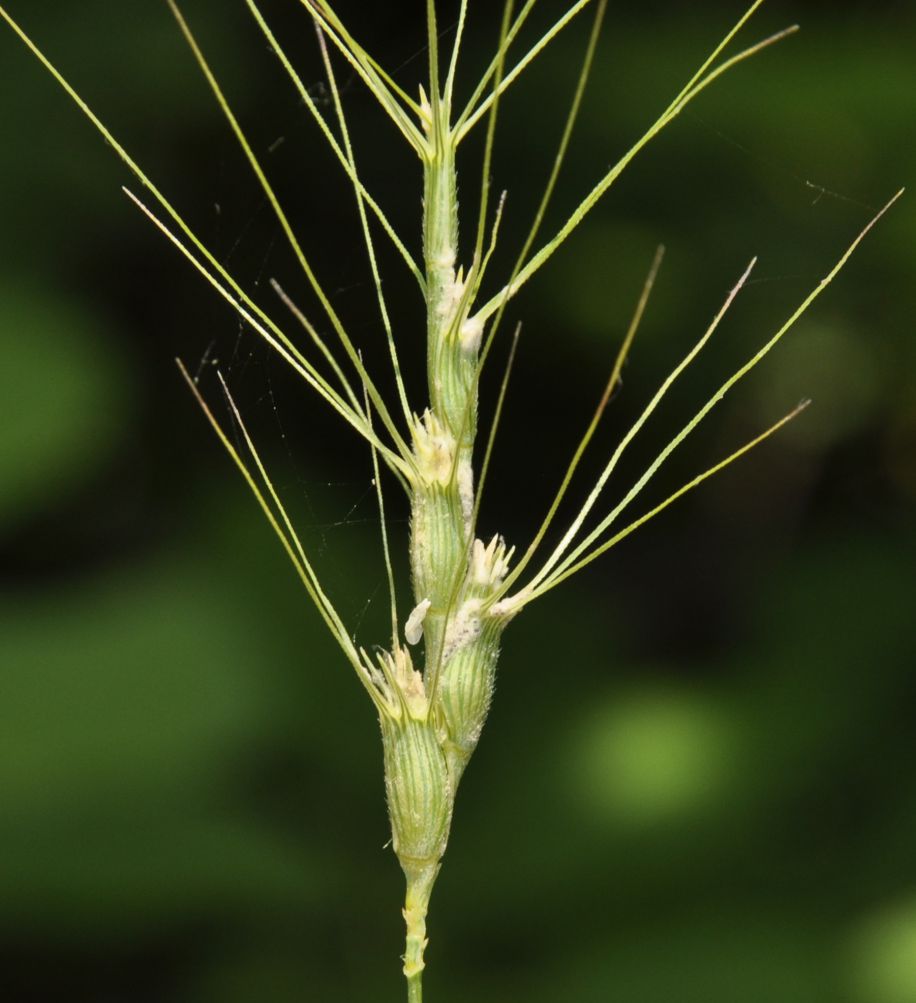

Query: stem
[402,78,470,1003]
[414,103,477,669]
[403,863,438,1002]
[424,133,461,421]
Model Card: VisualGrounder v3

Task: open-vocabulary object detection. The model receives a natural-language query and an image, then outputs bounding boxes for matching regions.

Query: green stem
[403,863,438,1002]
[414,103,477,676]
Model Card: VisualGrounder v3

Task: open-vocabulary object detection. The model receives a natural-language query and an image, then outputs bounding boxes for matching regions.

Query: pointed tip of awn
[881,188,905,213]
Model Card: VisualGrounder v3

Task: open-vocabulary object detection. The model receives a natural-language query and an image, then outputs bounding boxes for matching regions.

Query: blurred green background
[1,1,914,1000]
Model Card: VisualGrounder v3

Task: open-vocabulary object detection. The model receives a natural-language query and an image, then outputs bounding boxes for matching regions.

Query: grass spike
[2,3,901,999]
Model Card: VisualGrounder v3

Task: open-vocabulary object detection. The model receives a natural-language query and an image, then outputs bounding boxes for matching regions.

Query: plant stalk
[400,74,472,1003]
[413,92,476,666]
[403,862,438,1001]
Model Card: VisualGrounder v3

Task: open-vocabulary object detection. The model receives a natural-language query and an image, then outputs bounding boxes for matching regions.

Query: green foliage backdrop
[1,1,913,1000]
